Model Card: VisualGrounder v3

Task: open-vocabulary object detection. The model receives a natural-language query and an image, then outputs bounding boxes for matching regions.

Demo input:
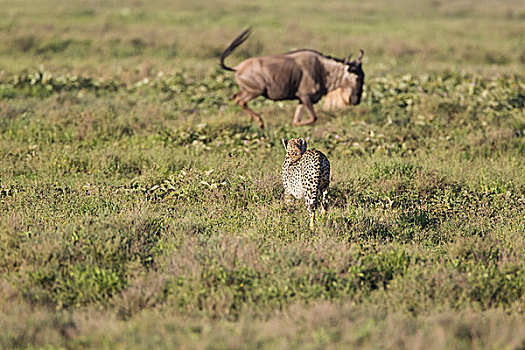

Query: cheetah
[282,138,330,230]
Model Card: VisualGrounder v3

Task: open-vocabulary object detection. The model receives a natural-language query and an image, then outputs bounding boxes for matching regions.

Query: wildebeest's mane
[285,49,346,63]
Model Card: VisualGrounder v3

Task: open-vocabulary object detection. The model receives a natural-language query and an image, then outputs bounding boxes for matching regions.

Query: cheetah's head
[282,138,307,161]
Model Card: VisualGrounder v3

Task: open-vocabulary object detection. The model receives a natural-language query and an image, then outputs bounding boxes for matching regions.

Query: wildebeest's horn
[356,49,364,64]
[343,54,352,65]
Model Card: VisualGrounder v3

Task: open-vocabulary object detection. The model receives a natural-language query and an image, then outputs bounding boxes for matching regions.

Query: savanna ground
[0,0,524,348]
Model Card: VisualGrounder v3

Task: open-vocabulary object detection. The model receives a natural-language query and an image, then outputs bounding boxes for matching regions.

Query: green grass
[1,0,525,348]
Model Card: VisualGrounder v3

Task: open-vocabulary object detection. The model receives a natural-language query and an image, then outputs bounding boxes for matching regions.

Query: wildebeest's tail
[220,28,252,72]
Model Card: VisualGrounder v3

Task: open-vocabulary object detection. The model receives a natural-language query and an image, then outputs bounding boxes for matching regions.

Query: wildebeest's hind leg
[233,91,264,129]
[293,96,318,126]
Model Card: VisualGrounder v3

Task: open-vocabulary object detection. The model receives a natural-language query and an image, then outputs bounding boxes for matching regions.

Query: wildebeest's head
[339,50,365,105]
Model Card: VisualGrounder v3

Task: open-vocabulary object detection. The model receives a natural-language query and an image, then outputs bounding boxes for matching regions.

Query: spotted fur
[282,138,330,230]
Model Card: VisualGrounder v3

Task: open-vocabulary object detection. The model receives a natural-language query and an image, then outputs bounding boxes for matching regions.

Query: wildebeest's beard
[322,58,365,111]
[326,55,364,108]
[346,64,364,105]
[335,76,362,106]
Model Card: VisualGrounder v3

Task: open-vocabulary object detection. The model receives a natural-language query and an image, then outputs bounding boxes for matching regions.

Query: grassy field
[1,0,524,348]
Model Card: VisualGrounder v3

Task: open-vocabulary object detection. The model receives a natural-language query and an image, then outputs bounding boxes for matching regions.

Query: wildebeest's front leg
[233,91,265,129]
[292,104,304,125]
[293,96,318,126]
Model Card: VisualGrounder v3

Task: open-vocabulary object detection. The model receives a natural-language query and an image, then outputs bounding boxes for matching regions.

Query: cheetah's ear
[282,138,288,151]
[299,138,307,153]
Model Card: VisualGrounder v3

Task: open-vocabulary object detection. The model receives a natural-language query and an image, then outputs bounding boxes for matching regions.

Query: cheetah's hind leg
[282,191,294,211]
[305,193,317,230]
[308,206,315,231]
[320,187,329,216]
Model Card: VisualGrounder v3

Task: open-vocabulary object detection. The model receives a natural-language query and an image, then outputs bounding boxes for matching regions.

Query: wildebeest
[323,87,351,111]
[220,28,365,129]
